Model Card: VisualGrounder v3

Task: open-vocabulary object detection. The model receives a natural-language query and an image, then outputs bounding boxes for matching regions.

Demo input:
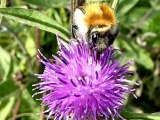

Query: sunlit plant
[33,38,136,120]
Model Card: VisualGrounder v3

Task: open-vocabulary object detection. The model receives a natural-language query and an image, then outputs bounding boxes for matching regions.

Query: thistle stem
[111,0,119,10]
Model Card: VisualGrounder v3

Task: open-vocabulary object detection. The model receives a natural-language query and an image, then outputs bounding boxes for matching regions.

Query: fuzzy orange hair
[84,3,117,28]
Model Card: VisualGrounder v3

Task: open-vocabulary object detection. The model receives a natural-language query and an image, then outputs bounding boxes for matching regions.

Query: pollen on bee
[84,3,117,28]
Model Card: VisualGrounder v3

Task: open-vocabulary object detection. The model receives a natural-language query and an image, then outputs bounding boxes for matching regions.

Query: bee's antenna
[111,0,119,10]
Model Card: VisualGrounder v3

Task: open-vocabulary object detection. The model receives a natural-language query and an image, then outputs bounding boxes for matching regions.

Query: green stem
[0,0,7,24]
[0,0,6,7]
[111,0,119,10]
[122,111,160,120]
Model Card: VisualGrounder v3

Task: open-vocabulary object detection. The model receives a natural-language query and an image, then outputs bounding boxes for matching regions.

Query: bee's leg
[71,25,78,39]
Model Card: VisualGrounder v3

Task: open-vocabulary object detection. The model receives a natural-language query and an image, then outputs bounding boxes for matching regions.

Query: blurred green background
[0,0,160,120]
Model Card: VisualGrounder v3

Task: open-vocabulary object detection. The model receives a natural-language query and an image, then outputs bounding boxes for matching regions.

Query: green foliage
[118,0,139,16]
[0,0,160,119]
[118,39,154,69]
[0,96,16,120]
[22,0,68,8]
[122,111,160,120]
[0,0,7,23]
[0,46,11,81]
[0,8,70,41]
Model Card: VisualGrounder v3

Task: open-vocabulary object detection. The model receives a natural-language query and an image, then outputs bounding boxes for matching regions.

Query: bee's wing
[70,0,85,25]
[70,0,85,39]
[77,0,86,6]
[71,0,85,11]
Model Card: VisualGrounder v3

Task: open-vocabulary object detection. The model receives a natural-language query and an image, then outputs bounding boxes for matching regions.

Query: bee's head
[90,26,110,52]
[90,24,119,52]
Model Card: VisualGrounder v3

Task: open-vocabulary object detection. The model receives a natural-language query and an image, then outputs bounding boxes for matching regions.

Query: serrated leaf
[23,0,68,8]
[0,8,70,42]
[118,0,139,17]
[0,46,11,82]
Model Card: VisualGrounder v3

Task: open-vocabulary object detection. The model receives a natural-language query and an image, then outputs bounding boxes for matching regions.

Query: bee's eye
[92,32,99,42]
[105,33,115,46]
[107,34,114,40]
[105,33,114,40]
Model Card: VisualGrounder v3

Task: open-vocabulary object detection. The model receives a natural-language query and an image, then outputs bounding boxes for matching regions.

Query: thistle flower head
[33,38,135,120]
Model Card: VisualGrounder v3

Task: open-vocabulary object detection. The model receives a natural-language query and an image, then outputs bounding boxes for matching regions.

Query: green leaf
[0,8,70,42]
[25,37,36,57]
[119,7,147,27]
[147,37,160,48]
[0,0,7,24]
[0,96,16,120]
[0,0,6,7]
[118,39,154,69]
[86,0,110,3]
[122,111,160,120]
[0,79,18,100]
[118,0,139,17]
[144,10,160,34]
[0,46,11,82]
[23,0,68,8]
[19,89,39,120]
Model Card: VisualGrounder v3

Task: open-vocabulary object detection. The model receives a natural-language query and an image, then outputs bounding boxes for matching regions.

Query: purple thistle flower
[33,38,136,120]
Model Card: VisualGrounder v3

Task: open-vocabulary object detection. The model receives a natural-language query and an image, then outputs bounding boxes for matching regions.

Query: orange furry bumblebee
[72,1,119,52]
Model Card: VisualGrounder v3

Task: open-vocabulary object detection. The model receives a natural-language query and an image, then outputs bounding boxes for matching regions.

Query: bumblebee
[71,0,119,52]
